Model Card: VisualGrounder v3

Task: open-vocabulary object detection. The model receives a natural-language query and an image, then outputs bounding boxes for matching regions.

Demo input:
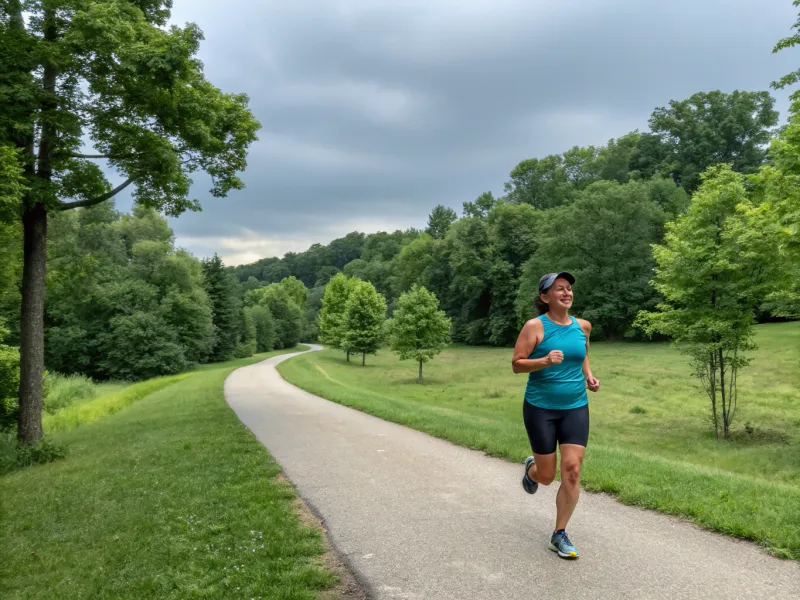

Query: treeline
[234,89,782,343]
[0,203,302,394]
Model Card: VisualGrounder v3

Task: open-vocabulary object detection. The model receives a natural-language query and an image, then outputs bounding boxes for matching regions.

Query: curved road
[224,346,799,600]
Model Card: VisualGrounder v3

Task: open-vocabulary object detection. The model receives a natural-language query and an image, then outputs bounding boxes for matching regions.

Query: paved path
[225,346,800,600]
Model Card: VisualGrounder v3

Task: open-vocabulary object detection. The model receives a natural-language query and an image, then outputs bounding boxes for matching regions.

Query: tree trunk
[18,203,48,444]
[718,347,728,440]
[362,352,365,366]
[709,352,719,440]
[417,360,423,383]
[346,350,350,362]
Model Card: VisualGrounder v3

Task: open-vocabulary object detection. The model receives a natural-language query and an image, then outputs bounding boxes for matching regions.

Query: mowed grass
[278,323,800,559]
[1,346,338,600]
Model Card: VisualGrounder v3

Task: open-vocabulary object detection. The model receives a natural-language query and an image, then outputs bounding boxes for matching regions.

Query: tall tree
[426,204,458,239]
[203,254,242,362]
[318,273,357,360]
[388,285,451,382]
[517,180,668,339]
[1,1,260,443]
[635,165,781,439]
[342,280,387,366]
[649,90,778,193]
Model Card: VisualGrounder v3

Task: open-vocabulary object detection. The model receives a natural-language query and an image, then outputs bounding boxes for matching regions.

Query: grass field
[278,322,800,559]
[1,347,342,600]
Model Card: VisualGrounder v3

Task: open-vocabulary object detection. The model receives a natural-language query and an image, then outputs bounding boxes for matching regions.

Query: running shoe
[522,456,538,494]
[549,531,579,559]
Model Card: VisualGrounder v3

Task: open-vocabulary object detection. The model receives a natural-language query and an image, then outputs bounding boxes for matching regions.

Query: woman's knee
[533,454,557,485]
[561,460,582,486]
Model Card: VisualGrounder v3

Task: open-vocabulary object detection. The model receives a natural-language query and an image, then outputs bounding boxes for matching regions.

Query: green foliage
[42,372,96,414]
[426,204,457,239]
[388,285,451,381]
[649,90,779,193]
[247,305,277,352]
[202,253,241,362]
[317,273,357,351]
[342,280,387,365]
[518,179,668,339]
[43,204,215,380]
[0,324,20,429]
[772,0,800,101]
[0,430,66,475]
[251,281,304,349]
[636,165,782,438]
[755,104,800,319]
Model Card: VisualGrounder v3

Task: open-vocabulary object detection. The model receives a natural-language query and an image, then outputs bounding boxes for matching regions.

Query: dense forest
[231,89,785,345]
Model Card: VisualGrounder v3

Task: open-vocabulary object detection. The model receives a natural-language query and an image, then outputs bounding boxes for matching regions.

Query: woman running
[511,272,600,559]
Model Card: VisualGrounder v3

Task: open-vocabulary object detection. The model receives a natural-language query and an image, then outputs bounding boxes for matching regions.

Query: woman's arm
[578,319,600,392]
[512,319,563,374]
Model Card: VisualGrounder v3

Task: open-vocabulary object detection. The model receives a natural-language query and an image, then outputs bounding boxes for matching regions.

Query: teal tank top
[524,315,588,410]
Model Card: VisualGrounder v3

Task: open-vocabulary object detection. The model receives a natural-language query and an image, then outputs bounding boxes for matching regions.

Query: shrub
[0,430,66,475]
[42,372,97,414]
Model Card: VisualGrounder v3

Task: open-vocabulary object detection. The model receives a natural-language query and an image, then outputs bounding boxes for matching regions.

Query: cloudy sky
[117,0,800,265]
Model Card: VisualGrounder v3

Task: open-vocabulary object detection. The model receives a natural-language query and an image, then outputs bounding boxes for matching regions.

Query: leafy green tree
[649,90,778,193]
[254,284,303,349]
[517,180,667,339]
[279,276,308,309]
[1,0,260,443]
[426,204,457,239]
[248,305,277,353]
[462,191,497,218]
[318,273,357,360]
[504,155,572,209]
[444,217,492,344]
[0,318,20,430]
[388,285,451,382]
[202,254,241,362]
[100,312,187,380]
[342,280,387,366]
[635,165,782,439]
[485,203,538,346]
[0,147,24,342]
[234,306,257,358]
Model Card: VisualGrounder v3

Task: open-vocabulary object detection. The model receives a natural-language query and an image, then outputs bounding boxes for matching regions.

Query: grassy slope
[1,346,339,600]
[278,323,800,559]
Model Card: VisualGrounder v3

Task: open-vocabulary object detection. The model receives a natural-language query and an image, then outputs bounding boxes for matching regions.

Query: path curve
[225,346,800,600]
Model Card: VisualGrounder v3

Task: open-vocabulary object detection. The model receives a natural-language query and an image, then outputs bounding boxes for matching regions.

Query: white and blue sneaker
[550,530,579,559]
[522,456,538,494]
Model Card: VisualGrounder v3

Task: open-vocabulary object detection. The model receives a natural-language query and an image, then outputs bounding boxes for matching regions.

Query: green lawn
[278,322,800,559]
[1,346,340,600]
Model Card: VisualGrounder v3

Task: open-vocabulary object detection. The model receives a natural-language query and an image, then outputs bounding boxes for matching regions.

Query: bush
[0,342,20,430]
[0,430,66,475]
[42,372,97,414]
[233,340,257,359]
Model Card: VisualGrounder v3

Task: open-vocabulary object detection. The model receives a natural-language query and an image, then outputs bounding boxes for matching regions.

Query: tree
[649,90,778,193]
[234,306,257,358]
[253,284,303,349]
[342,280,387,366]
[517,180,668,339]
[388,285,451,382]
[462,191,497,218]
[248,305,276,352]
[426,204,457,239]
[504,155,572,209]
[1,1,260,443]
[203,254,242,362]
[635,165,781,439]
[0,318,20,430]
[318,273,357,360]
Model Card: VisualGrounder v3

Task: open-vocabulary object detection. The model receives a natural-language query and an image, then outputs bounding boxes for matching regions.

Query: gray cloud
[118,0,800,264]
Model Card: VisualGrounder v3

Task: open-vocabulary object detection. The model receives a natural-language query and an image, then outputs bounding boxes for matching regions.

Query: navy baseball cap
[538,272,575,294]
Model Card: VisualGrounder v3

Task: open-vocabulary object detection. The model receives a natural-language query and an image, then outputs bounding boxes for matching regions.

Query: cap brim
[556,272,575,285]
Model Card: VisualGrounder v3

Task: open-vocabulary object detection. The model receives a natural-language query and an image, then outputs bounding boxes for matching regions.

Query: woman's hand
[586,375,600,392]
[546,350,564,365]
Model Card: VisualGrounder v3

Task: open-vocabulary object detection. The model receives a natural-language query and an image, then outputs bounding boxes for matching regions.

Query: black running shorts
[522,401,590,455]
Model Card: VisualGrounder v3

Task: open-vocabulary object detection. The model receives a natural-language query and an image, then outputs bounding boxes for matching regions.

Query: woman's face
[541,277,573,311]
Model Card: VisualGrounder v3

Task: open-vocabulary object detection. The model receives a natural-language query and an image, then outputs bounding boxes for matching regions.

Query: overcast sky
[116,0,800,265]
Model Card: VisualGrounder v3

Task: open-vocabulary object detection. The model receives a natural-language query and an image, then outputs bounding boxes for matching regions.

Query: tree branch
[69,153,133,160]
[58,176,138,211]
